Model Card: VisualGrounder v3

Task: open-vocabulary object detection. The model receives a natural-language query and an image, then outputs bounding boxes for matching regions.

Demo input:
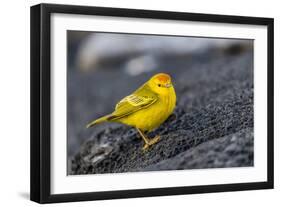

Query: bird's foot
[142,135,160,151]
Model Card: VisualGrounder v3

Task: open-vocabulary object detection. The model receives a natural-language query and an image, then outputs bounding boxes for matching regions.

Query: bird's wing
[109,85,158,120]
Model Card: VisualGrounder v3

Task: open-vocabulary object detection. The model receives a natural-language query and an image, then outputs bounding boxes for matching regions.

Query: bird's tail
[86,114,113,128]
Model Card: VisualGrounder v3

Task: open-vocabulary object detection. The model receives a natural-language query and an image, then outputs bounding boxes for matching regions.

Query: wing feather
[110,84,158,120]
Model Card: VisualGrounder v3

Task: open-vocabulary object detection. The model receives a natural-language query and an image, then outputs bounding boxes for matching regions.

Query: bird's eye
[158,84,161,87]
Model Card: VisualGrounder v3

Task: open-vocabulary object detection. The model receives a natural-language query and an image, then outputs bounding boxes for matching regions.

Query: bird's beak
[165,83,172,88]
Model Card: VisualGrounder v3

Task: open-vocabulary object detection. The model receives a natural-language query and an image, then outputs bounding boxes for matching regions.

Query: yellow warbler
[87,73,176,150]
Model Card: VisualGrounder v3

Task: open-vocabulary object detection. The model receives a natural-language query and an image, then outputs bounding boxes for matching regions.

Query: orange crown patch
[154,73,171,83]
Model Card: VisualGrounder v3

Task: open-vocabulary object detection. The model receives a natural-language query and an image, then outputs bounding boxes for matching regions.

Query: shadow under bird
[87,73,176,150]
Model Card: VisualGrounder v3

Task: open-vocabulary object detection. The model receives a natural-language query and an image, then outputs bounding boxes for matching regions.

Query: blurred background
[67,31,253,168]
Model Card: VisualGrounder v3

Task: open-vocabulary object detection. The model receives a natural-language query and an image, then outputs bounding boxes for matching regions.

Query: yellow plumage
[87,73,176,150]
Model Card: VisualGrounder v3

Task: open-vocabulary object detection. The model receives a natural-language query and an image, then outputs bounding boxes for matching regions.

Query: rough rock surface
[69,49,254,175]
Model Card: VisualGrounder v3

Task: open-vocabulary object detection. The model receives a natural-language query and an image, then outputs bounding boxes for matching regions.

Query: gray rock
[141,129,253,171]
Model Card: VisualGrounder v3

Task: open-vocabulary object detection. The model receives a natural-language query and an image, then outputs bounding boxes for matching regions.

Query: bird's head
[148,73,174,95]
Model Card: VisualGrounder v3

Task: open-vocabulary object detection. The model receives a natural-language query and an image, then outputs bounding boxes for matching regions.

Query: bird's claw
[142,135,160,151]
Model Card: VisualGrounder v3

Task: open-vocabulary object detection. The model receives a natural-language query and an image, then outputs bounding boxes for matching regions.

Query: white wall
[0,0,279,206]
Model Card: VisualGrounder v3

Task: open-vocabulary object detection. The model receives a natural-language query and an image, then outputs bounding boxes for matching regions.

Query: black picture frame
[30,3,274,204]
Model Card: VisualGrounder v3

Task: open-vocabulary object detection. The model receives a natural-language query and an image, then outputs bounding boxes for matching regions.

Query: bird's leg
[136,128,160,150]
